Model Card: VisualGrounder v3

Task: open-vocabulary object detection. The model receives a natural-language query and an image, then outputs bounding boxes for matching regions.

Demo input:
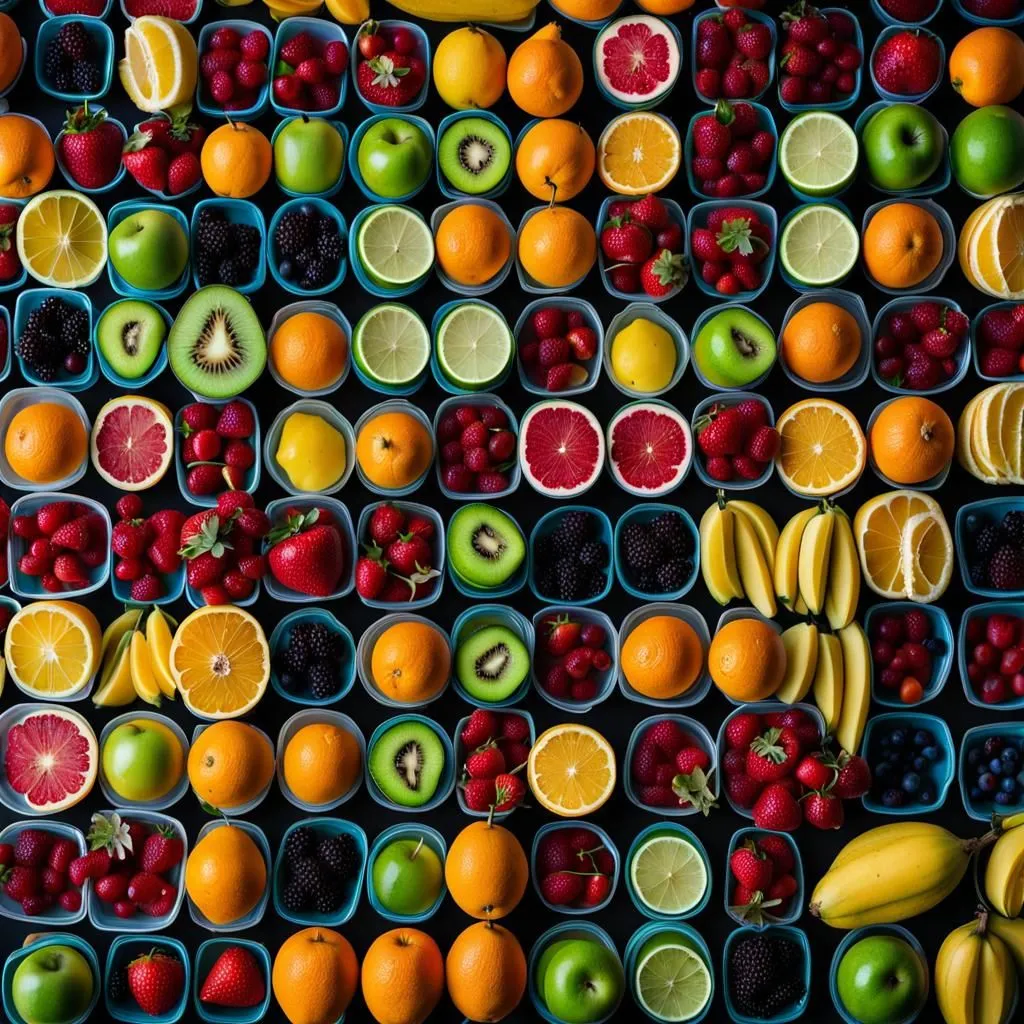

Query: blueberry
[1002,747,1020,764]
[922,746,940,762]
[991,758,1005,774]
[913,730,932,748]
[1003,760,1018,777]
[882,789,905,808]
[875,762,894,782]
[278,259,295,280]
[887,751,902,766]
[912,756,927,772]
[919,788,935,804]
[980,772,998,793]
[1002,777,1018,793]
[966,513,980,532]
[996,791,1014,806]
[968,748,982,766]
[889,730,906,749]
[901,772,921,794]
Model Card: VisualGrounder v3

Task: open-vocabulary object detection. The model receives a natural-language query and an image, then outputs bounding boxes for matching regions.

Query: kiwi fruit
[456,624,529,703]
[96,300,165,380]
[167,285,266,398]
[438,117,511,195]
[448,504,526,590]
[369,720,445,808]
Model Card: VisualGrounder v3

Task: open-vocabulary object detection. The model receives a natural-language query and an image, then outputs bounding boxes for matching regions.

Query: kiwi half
[96,299,165,380]
[438,117,511,195]
[456,624,529,703]
[448,504,526,589]
[369,720,445,808]
[167,285,266,398]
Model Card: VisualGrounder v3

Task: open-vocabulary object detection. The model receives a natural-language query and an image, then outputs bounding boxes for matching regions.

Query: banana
[824,508,860,630]
[986,824,1024,918]
[100,609,144,662]
[129,632,162,706]
[215,0,254,6]
[797,504,835,615]
[812,632,844,732]
[324,0,368,21]
[774,506,818,608]
[700,496,743,606]
[936,913,1017,1024]
[733,508,777,617]
[810,822,996,929]
[1001,811,1024,832]
[728,500,779,574]
[835,621,870,755]
[989,914,1024,975]
[776,622,819,703]
[388,0,540,21]
[92,632,136,707]
[793,593,809,616]
[145,608,177,700]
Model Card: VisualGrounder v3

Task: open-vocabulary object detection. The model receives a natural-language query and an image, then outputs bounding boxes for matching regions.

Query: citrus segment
[4,601,101,699]
[989,197,1024,295]
[527,723,616,817]
[900,509,953,603]
[353,304,430,387]
[597,111,680,195]
[15,190,107,288]
[90,396,174,490]
[775,399,866,497]
[630,834,708,915]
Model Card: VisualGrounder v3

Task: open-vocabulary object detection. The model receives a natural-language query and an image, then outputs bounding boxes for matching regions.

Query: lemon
[5,601,102,699]
[275,411,348,492]
[16,191,107,288]
[610,318,677,393]
[119,15,198,113]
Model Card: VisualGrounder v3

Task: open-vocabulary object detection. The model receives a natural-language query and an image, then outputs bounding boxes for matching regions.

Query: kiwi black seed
[438,117,511,195]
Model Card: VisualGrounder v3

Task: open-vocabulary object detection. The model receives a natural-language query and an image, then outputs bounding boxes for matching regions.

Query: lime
[779,204,860,287]
[356,206,434,289]
[352,304,430,387]
[779,111,858,198]
[435,302,513,390]
[635,932,712,1023]
[629,834,707,916]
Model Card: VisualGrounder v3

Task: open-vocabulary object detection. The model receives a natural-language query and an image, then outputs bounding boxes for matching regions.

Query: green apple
[12,945,94,1024]
[372,836,443,916]
[862,103,943,191]
[836,935,928,1024]
[542,938,624,1024]
[108,210,188,291]
[101,718,184,803]
[692,307,777,388]
[535,940,574,1005]
[357,117,432,198]
[274,115,345,194]
[951,105,1024,198]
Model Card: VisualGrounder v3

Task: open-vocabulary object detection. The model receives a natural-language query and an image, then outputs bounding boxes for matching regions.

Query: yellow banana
[145,608,177,700]
[215,0,254,6]
[986,824,1024,918]
[1001,811,1024,832]
[100,609,143,663]
[989,914,1024,975]
[774,506,818,607]
[733,508,777,617]
[699,495,743,606]
[936,913,1017,1024]
[388,0,540,21]
[776,622,819,703]
[728,500,779,574]
[129,632,162,706]
[797,504,834,615]
[793,592,809,616]
[812,632,844,731]
[824,507,860,630]
[92,633,136,707]
[835,621,870,755]
[324,0,368,21]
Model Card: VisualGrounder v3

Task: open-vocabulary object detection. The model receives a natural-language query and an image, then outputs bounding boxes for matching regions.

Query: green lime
[779,111,858,198]
[635,932,712,1023]
[356,206,434,289]
[352,303,430,387]
[779,204,860,287]
[435,302,513,390]
[629,834,707,916]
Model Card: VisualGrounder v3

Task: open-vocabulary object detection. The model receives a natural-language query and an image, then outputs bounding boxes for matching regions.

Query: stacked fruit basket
[1,0,1024,1022]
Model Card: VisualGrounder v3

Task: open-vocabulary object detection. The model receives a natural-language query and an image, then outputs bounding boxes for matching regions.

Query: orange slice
[596,112,680,196]
[527,723,616,818]
[900,510,953,603]
[774,399,866,497]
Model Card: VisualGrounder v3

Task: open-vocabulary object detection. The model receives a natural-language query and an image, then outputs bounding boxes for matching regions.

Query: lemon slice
[975,384,1012,481]
[356,206,434,289]
[435,302,513,390]
[4,601,102,699]
[527,723,616,818]
[16,190,107,288]
[120,15,198,113]
[900,509,953,603]
[597,111,680,195]
[779,204,859,287]
[957,392,995,483]
[775,398,866,497]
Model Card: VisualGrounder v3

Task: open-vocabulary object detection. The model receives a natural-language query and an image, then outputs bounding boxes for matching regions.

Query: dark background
[1,0,1018,1021]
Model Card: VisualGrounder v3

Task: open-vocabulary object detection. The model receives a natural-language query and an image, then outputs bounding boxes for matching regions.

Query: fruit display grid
[1,2,1022,1022]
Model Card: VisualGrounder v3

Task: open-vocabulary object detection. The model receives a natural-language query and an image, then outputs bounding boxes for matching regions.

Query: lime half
[356,206,434,289]
[779,111,858,198]
[352,304,430,387]
[436,302,513,390]
[635,933,712,1023]
[779,204,860,287]
[630,834,708,916]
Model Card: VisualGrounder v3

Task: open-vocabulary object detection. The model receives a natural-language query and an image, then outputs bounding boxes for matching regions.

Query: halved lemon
[775,398,866,497]
[169,606,269,719]
[901,509,953,603]
[985,197,1024,297]
[15,190,107,288]
[4,601,102,699]
[119,15,198,113]
[597,112,680,196]
[527,723,616,817]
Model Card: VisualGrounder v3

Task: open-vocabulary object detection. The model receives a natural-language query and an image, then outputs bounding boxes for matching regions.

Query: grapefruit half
[608,401,691,495]
[90,395,174,490]
[520,400,604,498]
[596,16,681,105]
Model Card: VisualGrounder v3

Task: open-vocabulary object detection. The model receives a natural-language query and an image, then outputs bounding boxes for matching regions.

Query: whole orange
[518,205,596,288]
[355,410,433,491]
[621,615,704,701]
[283,722,362,806]
[0,115,55,199]
[185,824,266,926]
[360,928,444,1024]
[0,14,22,93]
[435,204,512,287]
[950,27,1024,107]
[445,820,528,920]
[4,402,87,484]
[781,301,862,384]
[370,620,450,704]
[863,203,944,290]
[516,119,596,202]
[201,122,272,198]
[551,0,622,20]
[507,23,583,118]
[270,311,349,393]
[870,396,954,485]
[273,927,359,1024]
[446,922,526,1022]
[709,617,786,701]
[186,720,274,811]
[637,0,696,9]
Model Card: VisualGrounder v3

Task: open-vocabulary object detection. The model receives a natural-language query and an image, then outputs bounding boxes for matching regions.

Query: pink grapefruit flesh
[520,400,604,498]
[597,16,680,103]
[90,398,173,490]
[608,402,691,494]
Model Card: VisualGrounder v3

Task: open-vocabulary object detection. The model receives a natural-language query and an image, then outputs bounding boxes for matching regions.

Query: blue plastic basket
[855,102,950,197]
[529,922,623,1024]
[452,709,535,816]
[196,21,271,120]
[105,935,189,1023]
[175,396,260,509]
[865,602,953,707]
[447,504,528,599]
[871,0,942,24]
[603,303,691,395]
[366,822,446,923]
[0,820,86,925]
[271,117,349,199]
[867,398,952,492]
[861,198,956,295]
[724,926,811,1023]
[0,199,27,294]
[193,939,272,1024]
[263,401,354,498]
[687,200,777,303]
[270,16,349,117]
[189,199,266,295]
[515,205,595,295]
[349,113,434,204]
[3,933,99,1024]
[54,108,127,194]
[269,608,356,706]
[433,394,521,500]
[957,499,1024,599]
[34,17,113,101]
[94,298,170,390]
[691,393,774,490]
[430,299,515,391]
[614,503,699,599]
[624,714,718,816]
[531,821,619,916]
[528,505,613,607]
[626,822,712,921]
[530,606,618,714]
[972,300,1024,383]
[953,0,1024,23]
[626,921,714,1023]
[724,827,802,928]
[266,197,348,298]
[351,19,430,115]
[106,201,191,300]
[348,204,432,299]
[430,207,515,299]
[958,601,1024,710]
[39,0,114,17]
[97,711,190,810]
[684,102,778,200]
[13,288,97,391]
[353,399,434,496]
[869,26,944,103]
[959,721,1024,820]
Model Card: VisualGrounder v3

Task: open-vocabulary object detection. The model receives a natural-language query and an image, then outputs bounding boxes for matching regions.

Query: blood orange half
[520,400,605,498]
[3,707,98,813]
[596,15,681,106]
[608,401,692,495]
[90,395,174,490]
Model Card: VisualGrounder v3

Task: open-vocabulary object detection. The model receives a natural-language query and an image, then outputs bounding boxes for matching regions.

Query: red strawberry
[730,842,774,890]
[58,890,82,912]
[58,103,123,190]
[803,791,845,830]
[746,425,780,463]
[49,515,91,551]
[600,216,654,264]
[530,307,567,341]
[465,743,506,780]
[167,152,201,196]
[384,533,433,575]
[94,873,128,903]
[675,746,711,775]
[267,509,345,597]
[563,647,593,680]
[794,754,833,790]
[872,29,940,96]
[645,719,690,758]
[281,31,318,65]
[630,194,671,230]
[461,709,498,749]
[536,832,574,875]
[356,53,424,106]
[14,829,54,867]
[725,712,762,750]
[69,850,111,887]
[493,773,526,812]
[216,401,255,439]
[566,326,597,361]
[541,871,584,906]
[752,783,802,831]
[757,835,795,875]
[140,826,184,875]
[462,777,497,812]
[2,866,38,902]
[639,784,681,808]
[640,249,686,298]
[543,615,582,656]
[199,945,266,1009]
[727,776,762,814]
[47,838,77,874]
[355,553,387,600]
[128,950,186,1016]
[831,753,872,799]
[697,405,745,457]
[122,133,169,192]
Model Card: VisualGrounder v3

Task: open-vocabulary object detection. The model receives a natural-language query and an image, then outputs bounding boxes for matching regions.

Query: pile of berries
[272,204,345,292]
[728,932,807,1020]
[694,9,772,100]
[16,295,90,380]
[599,193,687,298]
[690,100,775,198]
[278,824,361,915]
[629,718,717,813]
[437,403,517,494]
[876,0,940,19]
[458,709,531,813]
[976,304,1024,378]
[355,503,440,603]
[728,834,799,925]
[354,21,426,108]
[199,25,270,113]
[272,31,349,112]
[12,500,109,593]
[874,301,969,390]
[695,398,779,482]
[274,620,349,701]
[872,28,941,96]
[965,734,1024,810]
[690,205,772,295]
[194,207,263,288]
[533,510,610,603]
[618,509,695,595]
[121,108,206,197]
[964,611,1024,705]
[535,827,615,910]
[536,614,613,706]
[868,724,945,809]
[1,827,84,917]
[0,204,20,283]
[110,948,187,1019]
[870,608,943,705]
[518,306,598,393]
[778,4,861,107]
[179,400,258,499]
[42,22,103,96]
[44,0,107,13]
[110,497,184,603]
[965,509,1024,594]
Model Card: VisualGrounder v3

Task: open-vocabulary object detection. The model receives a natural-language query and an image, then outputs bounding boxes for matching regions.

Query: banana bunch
[388,0,540,21]
[936,913,1017,1024]
[810,822,992,929]
[700,493,779,618]
[990,914,1024,975]
[93,608,177,708]
[986,817,1024,918]
[262,0,323,21]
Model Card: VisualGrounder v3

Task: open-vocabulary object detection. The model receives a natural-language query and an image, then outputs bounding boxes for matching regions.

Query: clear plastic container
[626,921,714,1024]
[54,108,127,194]
[263,401,355,497]
[433,393,521,500]
[958,600,1024,710]
[531,821,619,916]
[723,827,802,928]
[0,819,86,925]
[603,303,689,398]
[515,205,593,295]
[267,197,349,298]
[606,399,694,498]
[435,110,514,200]
[529,922,623,1024]
[514,297,604,397]
[364,714,455,814]
[351,19,430,115]
[353,399,434,496]
[855,102,950,197]
[625,822,712,921]
[450,606,533,709]
[861,199,956,295]
[270,17,348,117]
[266,300,352,397]
[3,933,99,1024]
[350,114,434,205]
[430,299,516,395]
[94,298,171,390]
[870,26,944,103]
[275,709,365,813]
[357,612,451,708]
[528,505,613,607]
[97,711,190,812]
[866,398,952,492]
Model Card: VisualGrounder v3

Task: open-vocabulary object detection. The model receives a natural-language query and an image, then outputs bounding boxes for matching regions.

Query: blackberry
[578,541,607,568]
[301,258,329,289]
[284,825,316,864]
[54,69,73,93]
[637,570,658,593]
[1002,510,1024,547]
[25,309,50,335]
[39,299,63,324]
[621,522,659,571]
[974,523,1002,559]
[195,251,217,286]
[196,210,230,256]
[585,570,607,598]
[217,258,242,286]
[761,979,806,1017]
[970,561,989,587]
[316,230,343,265]
[290,855,324,895]
[57,22,92,59]
[107,965,128,1004]
[62,310,90,354]
[280,879,309,913]
[280,640,309,676]
[317,834,358,880]
[553,510,593,553]
[274,212,313,259]
[234,224,261,271]
[729,934,804,1018]
[538,567,557,597]
[988,544,1024,591]
[71,62,102,95]
[289,623,312,657]
[656,559,691,593]
[314,876,345,914]
[305,624,337,662]
[307,661,339,700]
[31,362,59,382]
[554,559,582,601]
[43,40,67,82]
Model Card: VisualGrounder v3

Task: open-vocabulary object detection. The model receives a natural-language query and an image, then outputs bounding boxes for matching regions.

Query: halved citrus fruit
[4,601,102,699]
[986,196,1024,297]
[901,509,953,603]
[519,400,605,498]
[169,606,269,719]
[119,15,198,112]
[90,395,174,490]
[607,402,692,495]
[775,398,866,497]
[527,723,616,817]
[597,111,680,195]
[15,190,107,288]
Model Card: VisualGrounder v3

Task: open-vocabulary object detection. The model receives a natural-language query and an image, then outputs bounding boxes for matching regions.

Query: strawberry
[355,553,388,599]
[675,746,710,775]
[671,763,718,815]
[803,791,845,830]
[58,890,82,912]
[736,22,772,59]
[58,103,122,190]
[199,945,266,1009]
[752,782,803,831]
[14,829,54,867]
[536,832,574,875]
[730,841,774,890]
[871,28,940,96]
[461,709,498,749]
[167,152,201,196]
[570,678,598,702]
[68,847,112,887]
[128,950,186,1016]
[756,835,795,875]
[770,708,821,749]
[690,227,726,263]
[693,108,733,160]
[122,132,169,192]
[639,784,680,807]
[465,743,505,780]
[181,403,217,432]
[49,515,92,552]
[530,307,567,340]
[794,754,833,790]
[47,838,77,874]
[2,866,38,902]
[630,194,670,230]
[267,509,345,597]
[368,503,406,545]
[631,741,664,786]
[696,405,744,457]
[566,326,597,361]
[541,871,584,906]
[139,106,206,155]
[607,263,641,293]
[746,425,779,463]
[563,647,593,681]
[216,400,255,439]
[139,826,183,875]
[36,502,72,535]
[281,31,318,65]
[543,615,581,656]
[600,215,653,264]
[385,533,432,575]
[461,777,497,811]
[127,870,165,905]
[493,773,526,812]
[726,772,762,809]
[94,873,128,903]
[724,713,761,751]
[542,663,571,699]
[640,248,687,298]
[695,68,722,98]
[644,719,690,758]
[356,53,424,106]
[545,363,579,391]
[112,520,147,558]
[831,752,872,799]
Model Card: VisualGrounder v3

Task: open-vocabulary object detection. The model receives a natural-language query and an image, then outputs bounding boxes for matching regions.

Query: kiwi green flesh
[456,625,529,701]
[97,300,165,379]
[438,117,511,195]
[168,285,266,399]
[369,721,444,807]
[448,504,526,588]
